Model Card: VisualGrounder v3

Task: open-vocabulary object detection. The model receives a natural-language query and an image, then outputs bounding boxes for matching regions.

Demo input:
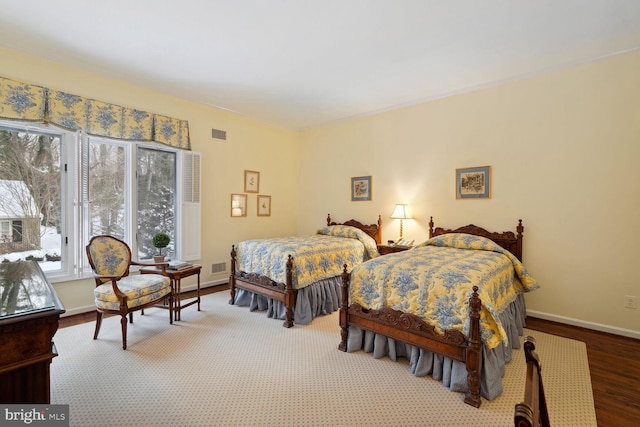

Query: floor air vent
[211,262,226,274]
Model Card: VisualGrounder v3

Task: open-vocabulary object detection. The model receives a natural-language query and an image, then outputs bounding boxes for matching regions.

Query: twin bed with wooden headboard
[339,217,538,407]
[230,214,382,327]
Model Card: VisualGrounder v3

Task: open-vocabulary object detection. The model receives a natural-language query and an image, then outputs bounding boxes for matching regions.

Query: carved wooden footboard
[338,218,526,407]
[339,268,483,407]
[514,336,550,427]
[230,250,296,327]
[229,214,382,328]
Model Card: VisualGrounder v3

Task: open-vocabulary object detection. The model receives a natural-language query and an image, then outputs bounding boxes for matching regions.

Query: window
[86,138,178,259]
[0,220,24,243]
[0,220,10,241]
[0,120,197,282]
[12,220,23,243]
[136,147,176,260]
[87,139,127,240]
[0,125,66,275]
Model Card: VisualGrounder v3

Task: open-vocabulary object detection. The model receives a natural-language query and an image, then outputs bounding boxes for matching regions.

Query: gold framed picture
[230,193,247,217]
[244,170,260,193]
[257,195,271,216]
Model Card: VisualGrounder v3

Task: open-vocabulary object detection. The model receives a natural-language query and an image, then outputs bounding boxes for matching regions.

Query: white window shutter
[180,151,201,260]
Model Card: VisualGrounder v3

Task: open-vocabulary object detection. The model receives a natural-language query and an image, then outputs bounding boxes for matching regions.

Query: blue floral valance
[0,77,47,121]
[0,76,190,149]
[154,114,190,150]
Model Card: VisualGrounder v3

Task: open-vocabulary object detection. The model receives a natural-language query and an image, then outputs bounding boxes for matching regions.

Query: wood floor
[525,317,640,427]
[60,286,640,427]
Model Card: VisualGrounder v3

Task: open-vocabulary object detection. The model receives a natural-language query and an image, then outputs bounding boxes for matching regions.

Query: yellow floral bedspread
[349,233,538,348]
[237,225,379,290]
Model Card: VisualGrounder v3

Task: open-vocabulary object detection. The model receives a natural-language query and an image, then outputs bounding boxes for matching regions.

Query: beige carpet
[50,291,597,427]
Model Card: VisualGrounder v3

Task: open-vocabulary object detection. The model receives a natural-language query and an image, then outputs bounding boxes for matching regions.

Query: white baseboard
[177,277,228,293]
[62,304,96,317]
[527,309,640,340]
[61,278,229,318]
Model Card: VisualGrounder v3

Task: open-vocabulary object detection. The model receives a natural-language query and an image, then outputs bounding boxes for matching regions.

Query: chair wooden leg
[129,312,134,323]
[93,311,103,340]
[121,314,128,350]
[169,292,174,325]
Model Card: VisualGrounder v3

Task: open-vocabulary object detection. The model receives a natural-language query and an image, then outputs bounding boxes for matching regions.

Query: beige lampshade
[390,204,412,219]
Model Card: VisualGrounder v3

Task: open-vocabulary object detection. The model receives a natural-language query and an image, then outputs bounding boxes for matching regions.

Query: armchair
[86,235,173,349]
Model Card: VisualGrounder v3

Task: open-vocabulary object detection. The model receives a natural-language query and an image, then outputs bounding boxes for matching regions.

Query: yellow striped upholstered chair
[86,235,173,349]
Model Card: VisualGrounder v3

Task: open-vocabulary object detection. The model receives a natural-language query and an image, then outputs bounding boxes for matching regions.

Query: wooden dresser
[0,261,65,403]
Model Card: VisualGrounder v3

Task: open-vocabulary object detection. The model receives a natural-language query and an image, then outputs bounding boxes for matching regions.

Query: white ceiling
[1,1,640,130]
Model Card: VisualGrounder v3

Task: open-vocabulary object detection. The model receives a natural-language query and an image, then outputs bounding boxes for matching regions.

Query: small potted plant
[152,232,170,263]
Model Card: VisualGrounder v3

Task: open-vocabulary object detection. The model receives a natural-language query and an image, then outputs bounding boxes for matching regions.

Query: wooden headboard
[428,216,524,261]
[327,214,382,244]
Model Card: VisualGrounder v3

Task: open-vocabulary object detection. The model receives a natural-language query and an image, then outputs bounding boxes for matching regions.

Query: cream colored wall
[298,51,640,337]
[0,47,301,313]
[3,46,639,337]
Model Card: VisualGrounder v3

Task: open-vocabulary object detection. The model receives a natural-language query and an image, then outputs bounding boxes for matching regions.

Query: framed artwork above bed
[351,176,372,201]
[456,166,491,199]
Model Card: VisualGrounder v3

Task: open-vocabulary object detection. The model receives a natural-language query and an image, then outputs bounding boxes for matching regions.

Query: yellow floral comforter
[236,225,379,290]
[349,233,538,349]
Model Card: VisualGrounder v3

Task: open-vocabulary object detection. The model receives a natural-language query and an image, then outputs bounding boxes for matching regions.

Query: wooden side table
[141,264,201,321]
[377,245,410,255]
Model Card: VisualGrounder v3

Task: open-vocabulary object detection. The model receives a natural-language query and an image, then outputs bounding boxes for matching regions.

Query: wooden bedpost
[229,245,237,305]
[327,213,332,226]
[283,255,295,328]
[464,286,482,408]
[516,219,524,262]
[338,264,350,352]
[428,216,434,238]
[514,336,550,427]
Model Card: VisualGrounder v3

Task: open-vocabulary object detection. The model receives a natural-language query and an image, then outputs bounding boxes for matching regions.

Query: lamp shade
[390,204,412,219]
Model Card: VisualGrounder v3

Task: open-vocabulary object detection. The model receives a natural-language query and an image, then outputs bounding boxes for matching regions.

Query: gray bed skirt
[232,275,342,325]
[346,293,527,400]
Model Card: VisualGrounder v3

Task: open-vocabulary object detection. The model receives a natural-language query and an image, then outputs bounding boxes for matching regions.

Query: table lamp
[390,203,412,239]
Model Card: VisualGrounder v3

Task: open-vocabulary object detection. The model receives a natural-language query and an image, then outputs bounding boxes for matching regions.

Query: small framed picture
[257,195,271,216]
[456,166,491,199]
[351,176,372,201]
[230,193,247,217]
[244,170,260,193]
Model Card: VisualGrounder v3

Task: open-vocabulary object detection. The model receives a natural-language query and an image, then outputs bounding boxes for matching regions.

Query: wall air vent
[211,128,227,140]
[211,262,226,274]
